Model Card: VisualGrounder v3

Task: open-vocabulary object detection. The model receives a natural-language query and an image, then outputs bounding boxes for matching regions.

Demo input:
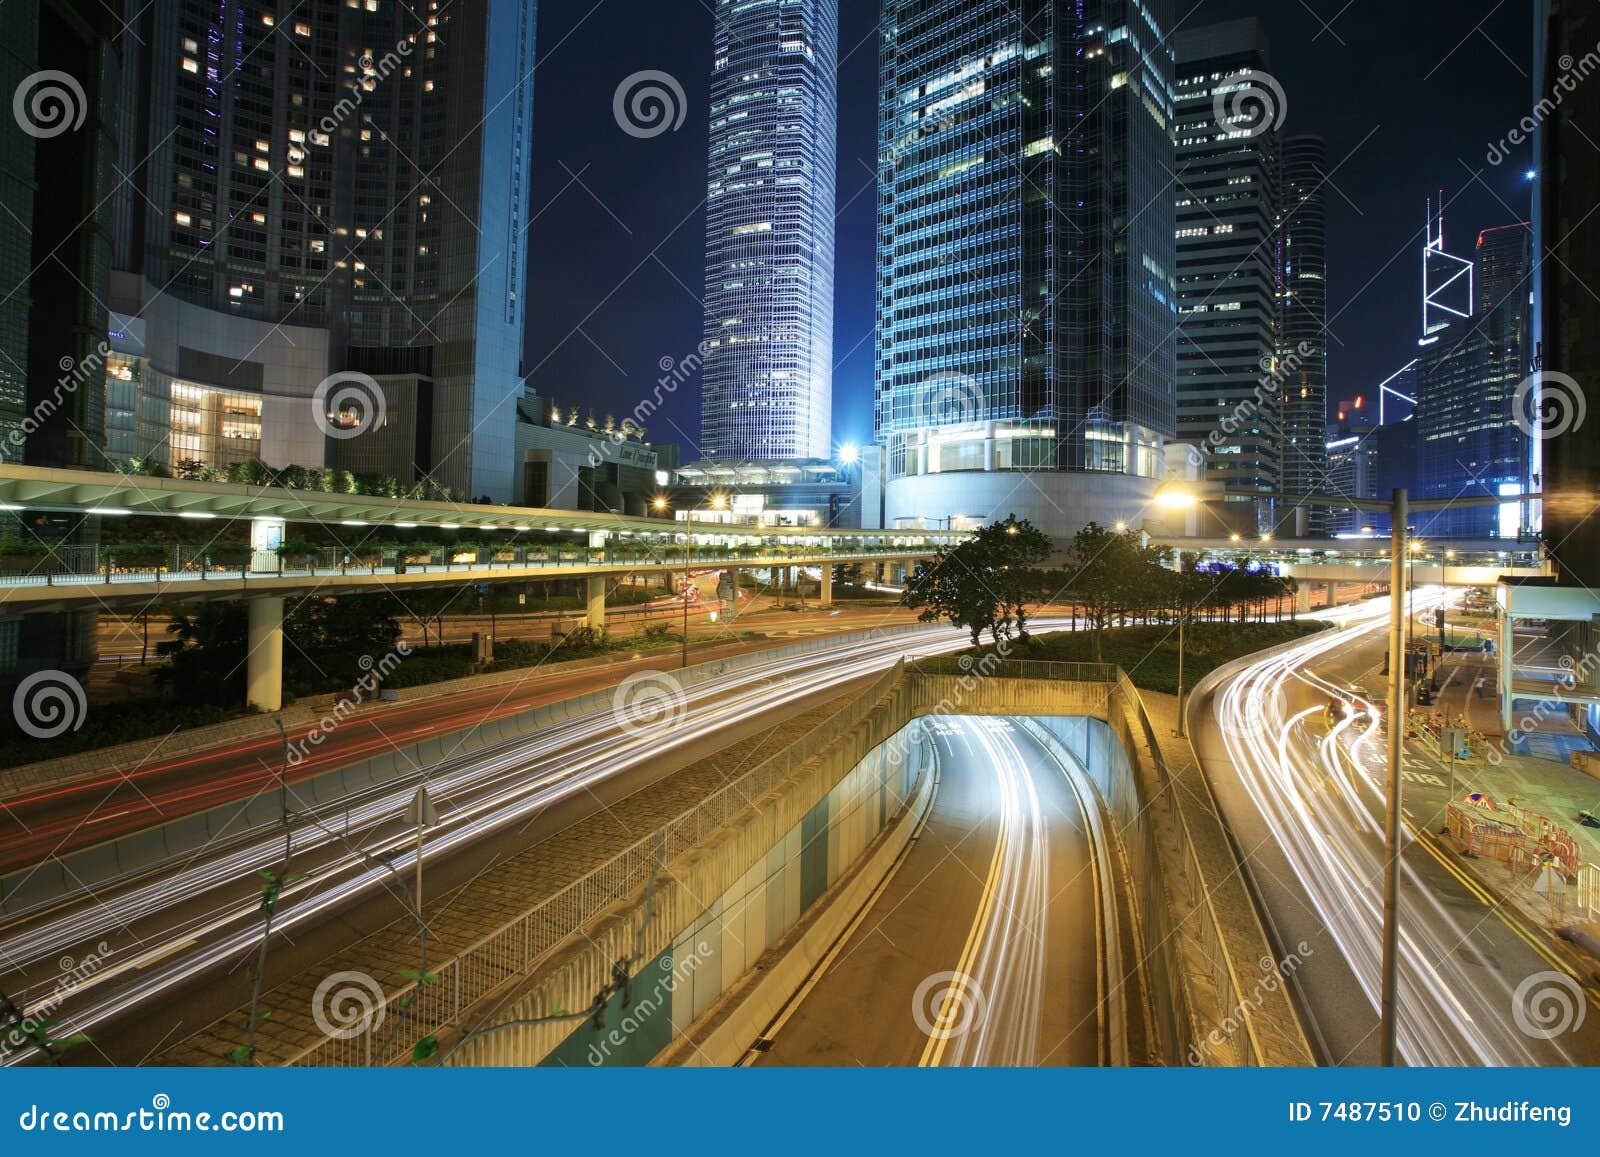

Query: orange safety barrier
[1445,797,1582,880]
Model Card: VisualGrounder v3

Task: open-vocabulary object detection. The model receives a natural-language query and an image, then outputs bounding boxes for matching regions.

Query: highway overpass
[0,464,954,708]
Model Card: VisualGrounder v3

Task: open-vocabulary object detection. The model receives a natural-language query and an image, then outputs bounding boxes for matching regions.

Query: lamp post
[1153,481,1534,1067]
[656,494,728,669]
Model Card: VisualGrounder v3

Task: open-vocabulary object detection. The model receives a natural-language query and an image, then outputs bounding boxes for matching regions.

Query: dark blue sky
[524,0,1538,460]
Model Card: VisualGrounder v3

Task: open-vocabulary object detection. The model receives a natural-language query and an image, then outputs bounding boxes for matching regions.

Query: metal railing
[0,542,929,590]
[1579,863,1600,921]
[281,660,906,1067]
[911,656,1117,683]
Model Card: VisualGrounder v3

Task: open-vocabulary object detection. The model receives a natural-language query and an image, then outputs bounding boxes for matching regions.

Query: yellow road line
[1405,817,1600,1002]
[918,779,1009,1068]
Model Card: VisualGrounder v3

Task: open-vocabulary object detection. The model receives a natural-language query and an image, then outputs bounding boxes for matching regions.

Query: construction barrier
[1576,863,1600,921]
[1444,796,1582,880]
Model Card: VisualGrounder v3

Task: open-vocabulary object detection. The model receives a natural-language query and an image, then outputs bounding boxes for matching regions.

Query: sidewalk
[1402,680,1600,971]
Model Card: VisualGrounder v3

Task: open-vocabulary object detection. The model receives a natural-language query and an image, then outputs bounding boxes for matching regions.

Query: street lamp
[660,493,729,669]
[1153,480,1537,1067]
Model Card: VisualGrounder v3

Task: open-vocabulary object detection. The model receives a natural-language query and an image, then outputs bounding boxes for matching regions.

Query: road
[1191,593,1600,1066]
[0,603,918,873]
[0,621,1076,1065]
[752,715,1105,1067]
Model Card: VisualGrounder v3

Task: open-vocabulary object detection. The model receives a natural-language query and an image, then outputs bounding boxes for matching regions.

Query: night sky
[522,0,1539,460]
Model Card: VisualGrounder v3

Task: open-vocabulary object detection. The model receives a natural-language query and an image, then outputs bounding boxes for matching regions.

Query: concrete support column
[1325,581,1340,609]
[587,573,607,630]
[1500,612,1515,734]
[246,596,285,712]
[820,564,833,608]
[1296,584,1312,615]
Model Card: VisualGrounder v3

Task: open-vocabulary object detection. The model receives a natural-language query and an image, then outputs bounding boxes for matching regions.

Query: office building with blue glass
[874,0,1178,539]
[700,0,838,463]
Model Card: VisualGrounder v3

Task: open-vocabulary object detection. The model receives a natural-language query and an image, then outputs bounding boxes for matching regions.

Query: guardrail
[282,660,908,1066]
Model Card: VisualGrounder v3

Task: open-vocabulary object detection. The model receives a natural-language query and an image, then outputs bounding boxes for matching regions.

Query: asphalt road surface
[1190,593,1600,1066]
[753,715,1104,1067]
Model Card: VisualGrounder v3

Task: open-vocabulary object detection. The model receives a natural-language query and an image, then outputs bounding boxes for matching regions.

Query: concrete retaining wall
[437,668,1312,1067]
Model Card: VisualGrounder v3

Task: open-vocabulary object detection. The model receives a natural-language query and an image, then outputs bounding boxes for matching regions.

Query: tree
[904,515,1052,646]
[1053,522,1171,660]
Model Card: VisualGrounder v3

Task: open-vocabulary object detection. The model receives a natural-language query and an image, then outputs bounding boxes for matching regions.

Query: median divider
[0,624,935,917]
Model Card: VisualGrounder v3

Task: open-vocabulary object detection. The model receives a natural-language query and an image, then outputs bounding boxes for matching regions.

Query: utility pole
[1380,488,1408,1067]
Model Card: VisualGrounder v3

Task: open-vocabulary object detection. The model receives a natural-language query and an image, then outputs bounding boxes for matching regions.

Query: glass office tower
[1277,134,1331,533]
[1173,19,1281,535]
[1416,222,1532,537]
[875,0,1177,539]
[700,0,838,462]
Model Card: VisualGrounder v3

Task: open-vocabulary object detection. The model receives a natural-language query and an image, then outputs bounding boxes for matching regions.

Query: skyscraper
[0,0,122,681]
[1415,219,1532,537]
[700,0,838,462]
[875,0,1177,539]
[107,0,538,501]
[1277,134,1330,533]
[1173,19,1281,534]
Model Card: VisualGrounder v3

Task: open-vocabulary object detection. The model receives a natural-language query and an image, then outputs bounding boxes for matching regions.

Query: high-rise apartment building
[107,0,538,501]
[1277,134,1330,533]
[700,0,838,462]
[1173,19,1280,534]
[874,0,1177,539]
